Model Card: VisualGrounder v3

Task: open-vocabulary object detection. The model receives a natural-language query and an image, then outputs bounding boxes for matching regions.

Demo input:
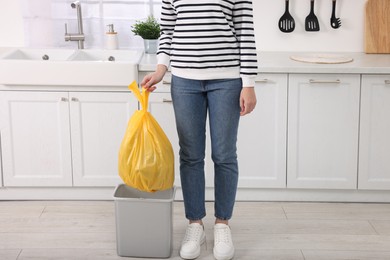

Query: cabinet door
[69,92,137,186]
[147,92,181,187]
[0,123,3,187]
[0,91,72,186]
[237,74,288,188]
[148,92,214,188]
[359,75,390,190]
[287,74,360,189]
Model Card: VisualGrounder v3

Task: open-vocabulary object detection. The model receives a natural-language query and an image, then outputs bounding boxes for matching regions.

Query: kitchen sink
[0,48,143,86]
[1,48,76,61]
[70,49,143,62]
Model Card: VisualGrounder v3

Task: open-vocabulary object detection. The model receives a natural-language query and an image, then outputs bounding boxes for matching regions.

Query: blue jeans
[171,75,242,221]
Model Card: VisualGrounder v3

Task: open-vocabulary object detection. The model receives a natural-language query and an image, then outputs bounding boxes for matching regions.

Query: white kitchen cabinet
[140,72,182,186]
[0,134,2,187]
[0,91,73,186]
[0,90,137,187]
[147,92,181,187]
[69,92,137,186]
[0,115,3,187]
[148,91,215,188]
[141,72,208,188]
[358,75,390,190]
[144,73,288,189]
[287,74,360,189]
[237,74,288,188]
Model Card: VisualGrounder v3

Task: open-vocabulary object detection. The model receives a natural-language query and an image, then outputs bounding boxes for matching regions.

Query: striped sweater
[157,0,258,87]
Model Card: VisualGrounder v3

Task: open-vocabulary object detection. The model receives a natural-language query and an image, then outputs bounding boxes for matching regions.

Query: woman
[141,0,258,259]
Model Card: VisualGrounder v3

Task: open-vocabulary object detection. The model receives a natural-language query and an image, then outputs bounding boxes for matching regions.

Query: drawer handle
[255,79,269,83]
[60,97,68,102]
[385,80,390,85]
[71,97,79,102]
[163,98,173,103]
[309,79,341,84]
[162,80,171,85]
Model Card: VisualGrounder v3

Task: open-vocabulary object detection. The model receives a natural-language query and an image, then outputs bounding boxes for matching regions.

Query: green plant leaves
[131,16,160,40]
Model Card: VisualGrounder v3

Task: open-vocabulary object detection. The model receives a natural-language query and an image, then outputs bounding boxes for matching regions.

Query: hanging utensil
[278,0,295,33]
[330,0,341,29]
[305,0,320,32]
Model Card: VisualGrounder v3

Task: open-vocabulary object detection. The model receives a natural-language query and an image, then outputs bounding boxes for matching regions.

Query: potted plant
[131,15,160,54]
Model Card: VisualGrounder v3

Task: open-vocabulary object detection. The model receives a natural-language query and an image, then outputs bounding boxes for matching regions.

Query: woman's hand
[240,87,257,116]
[141,64,168,92]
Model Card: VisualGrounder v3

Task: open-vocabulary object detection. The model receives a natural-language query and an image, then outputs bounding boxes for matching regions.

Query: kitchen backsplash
[21,0,161,49]
[253,0,366,52]
[1,0,367,52]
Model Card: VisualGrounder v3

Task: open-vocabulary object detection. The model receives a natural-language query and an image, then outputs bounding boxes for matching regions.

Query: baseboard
[1,186,390,202]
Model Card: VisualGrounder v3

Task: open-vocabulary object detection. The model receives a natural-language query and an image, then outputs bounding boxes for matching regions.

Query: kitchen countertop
[139,52,390,74]
[1,48,389,75]
[0,47,13,57]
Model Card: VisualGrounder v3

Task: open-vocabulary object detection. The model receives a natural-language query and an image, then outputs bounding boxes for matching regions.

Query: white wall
[0,0,24,47]
[1,0,367,52]
[253,0,366,52]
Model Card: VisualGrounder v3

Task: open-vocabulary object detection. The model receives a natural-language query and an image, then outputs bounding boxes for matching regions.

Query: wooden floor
[1,201,390,260]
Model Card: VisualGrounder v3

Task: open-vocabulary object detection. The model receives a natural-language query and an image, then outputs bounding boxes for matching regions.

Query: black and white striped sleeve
[157,0,177,68]
[233,0,258,87]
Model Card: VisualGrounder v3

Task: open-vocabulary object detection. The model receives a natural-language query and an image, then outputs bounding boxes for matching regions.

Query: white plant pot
[143,39,158,54]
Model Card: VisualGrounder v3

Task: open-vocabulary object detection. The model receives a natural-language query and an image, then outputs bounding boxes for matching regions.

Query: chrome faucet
[65,1,85,49]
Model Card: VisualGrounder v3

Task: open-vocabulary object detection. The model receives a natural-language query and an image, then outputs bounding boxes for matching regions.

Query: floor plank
[283,202,390,220]
[303,249,390,260]
[230,234,390,251]
[369,220,390,235]
[40,205,114,218]
[0,201,389,259]
[230,219,376,235]
[17,248,305,260]
[0,217,115,233]
[0,233,116,249]
[0,249,20,260]
[0,204,44,218]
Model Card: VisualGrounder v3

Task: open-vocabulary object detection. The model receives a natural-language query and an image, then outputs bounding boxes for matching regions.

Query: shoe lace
[215,226,231,244]
[183,225,203,243]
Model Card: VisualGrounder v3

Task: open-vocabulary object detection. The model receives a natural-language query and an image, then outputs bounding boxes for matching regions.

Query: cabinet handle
[162,80,171,85]
[309,79,341,84]
[71,97,79,102]
[255,79,269,83]
[385,80,390,85]
[162,98,173,103]
[60,97,68,102]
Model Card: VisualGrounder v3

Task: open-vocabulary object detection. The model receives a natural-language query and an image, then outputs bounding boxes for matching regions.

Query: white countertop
[0,47,13,57]
[1,48,390,76]
[139,52,390,74]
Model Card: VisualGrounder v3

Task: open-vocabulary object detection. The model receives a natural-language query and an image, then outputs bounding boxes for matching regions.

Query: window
[21,0,161,49]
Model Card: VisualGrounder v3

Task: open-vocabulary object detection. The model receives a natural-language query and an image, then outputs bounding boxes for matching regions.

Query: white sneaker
[180,223,206,259]
[213,223,234,260]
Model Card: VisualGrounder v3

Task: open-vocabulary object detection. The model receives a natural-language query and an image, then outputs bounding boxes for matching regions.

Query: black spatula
[279,0,295,33]
[305,0,320,32]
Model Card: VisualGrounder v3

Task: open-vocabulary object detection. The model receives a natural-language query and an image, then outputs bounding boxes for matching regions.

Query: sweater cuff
[157,53,171,68]
[241,75,256,87]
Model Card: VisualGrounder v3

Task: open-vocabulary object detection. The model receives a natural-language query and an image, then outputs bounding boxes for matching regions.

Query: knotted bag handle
[128,81,149,112]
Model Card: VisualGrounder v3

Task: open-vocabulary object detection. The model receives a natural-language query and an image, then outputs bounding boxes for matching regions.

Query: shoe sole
[180,235,206,259]
[213,249,234,260]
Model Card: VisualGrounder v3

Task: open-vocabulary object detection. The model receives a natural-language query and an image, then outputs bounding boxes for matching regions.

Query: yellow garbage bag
[118,81,174,192]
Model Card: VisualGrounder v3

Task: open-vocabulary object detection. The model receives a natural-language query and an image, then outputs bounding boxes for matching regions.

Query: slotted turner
[305,0,320,32]
[279,0,295,33]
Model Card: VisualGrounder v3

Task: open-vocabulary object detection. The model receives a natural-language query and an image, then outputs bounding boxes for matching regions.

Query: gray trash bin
[113,184,176,258]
